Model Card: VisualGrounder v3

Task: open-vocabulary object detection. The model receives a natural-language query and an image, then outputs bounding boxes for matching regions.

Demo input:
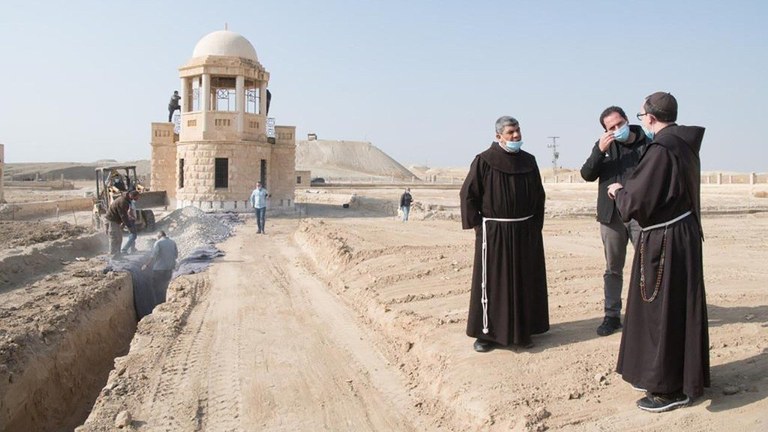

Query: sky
[1,0,766,172]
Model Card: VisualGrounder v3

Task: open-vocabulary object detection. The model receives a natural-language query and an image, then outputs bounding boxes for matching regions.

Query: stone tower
[150,30,296,211]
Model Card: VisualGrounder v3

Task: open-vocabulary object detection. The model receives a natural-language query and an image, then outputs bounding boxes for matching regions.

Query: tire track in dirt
[142,289,215,431]
[126,218,423,431]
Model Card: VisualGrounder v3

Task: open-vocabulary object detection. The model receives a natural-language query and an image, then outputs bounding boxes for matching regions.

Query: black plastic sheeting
[103,245,224,319]
[174,245,225,277]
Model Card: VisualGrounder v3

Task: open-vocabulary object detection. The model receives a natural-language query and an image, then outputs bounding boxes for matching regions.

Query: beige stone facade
[150,123,177,200]
[295,170,311,186]
[150,30,296,212]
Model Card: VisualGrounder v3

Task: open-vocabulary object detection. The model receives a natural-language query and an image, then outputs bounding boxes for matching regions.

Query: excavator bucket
[136,190,168,209]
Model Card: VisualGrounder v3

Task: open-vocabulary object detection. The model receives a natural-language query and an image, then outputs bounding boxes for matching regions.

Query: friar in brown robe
[609,92,710,410]
[460,116,549,352]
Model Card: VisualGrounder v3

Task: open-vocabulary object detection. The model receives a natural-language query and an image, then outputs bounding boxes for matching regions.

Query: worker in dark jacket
[580,106,648,336]
[168,90,181,122]
[399,188,413,222]
[105,190,139,259]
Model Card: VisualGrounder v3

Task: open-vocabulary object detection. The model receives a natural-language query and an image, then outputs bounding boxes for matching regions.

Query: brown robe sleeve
[614,145,678,226]
[459,156,484,230]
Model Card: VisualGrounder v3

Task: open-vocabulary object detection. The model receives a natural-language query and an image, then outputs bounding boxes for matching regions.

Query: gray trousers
[108,220,123,256]
[600,208,641,318]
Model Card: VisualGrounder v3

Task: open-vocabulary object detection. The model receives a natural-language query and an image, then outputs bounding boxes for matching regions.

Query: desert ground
[1,180,767,431]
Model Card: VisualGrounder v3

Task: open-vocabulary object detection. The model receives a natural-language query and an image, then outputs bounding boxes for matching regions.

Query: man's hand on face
[598,131,615,153]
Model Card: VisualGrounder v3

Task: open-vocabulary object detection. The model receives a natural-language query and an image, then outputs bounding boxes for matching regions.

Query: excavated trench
[0,208,237,432]
[0,230,138,432]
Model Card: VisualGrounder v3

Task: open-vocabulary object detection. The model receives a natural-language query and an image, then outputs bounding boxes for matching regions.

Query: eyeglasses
[636,112,649,120]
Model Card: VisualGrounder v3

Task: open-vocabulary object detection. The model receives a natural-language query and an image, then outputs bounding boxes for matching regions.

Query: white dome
[192,30,258,61]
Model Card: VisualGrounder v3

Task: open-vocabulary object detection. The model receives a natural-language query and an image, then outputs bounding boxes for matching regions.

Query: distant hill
[296,139,418,181]
[6,140,417,183]
[4,160,151,181]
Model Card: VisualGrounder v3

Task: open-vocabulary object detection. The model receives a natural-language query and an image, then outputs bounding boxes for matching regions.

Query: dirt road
[83,217,425,431]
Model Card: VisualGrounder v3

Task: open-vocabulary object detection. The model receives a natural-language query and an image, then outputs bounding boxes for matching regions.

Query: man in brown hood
[608,92,709,413]
[460,115,549,353]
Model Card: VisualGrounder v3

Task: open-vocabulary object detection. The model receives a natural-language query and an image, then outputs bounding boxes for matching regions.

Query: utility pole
[547,136,560,176]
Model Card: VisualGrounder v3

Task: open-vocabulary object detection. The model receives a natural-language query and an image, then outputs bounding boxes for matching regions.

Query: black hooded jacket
[580,124,648,223]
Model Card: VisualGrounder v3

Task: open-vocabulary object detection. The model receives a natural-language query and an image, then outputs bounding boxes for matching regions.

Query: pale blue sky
[1,0,765,171]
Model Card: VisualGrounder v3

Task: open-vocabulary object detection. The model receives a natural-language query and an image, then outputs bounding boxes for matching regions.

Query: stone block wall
[150,123,177,200]
[272,126,297,207]
[295,170,311,186]
[176,140,272,210]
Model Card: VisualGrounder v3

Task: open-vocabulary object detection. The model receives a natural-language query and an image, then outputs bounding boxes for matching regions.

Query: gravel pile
[139,207,240,260]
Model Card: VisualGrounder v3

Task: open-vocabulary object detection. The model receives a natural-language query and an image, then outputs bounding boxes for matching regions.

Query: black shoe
[632,384,647,392]
[473,339,495,353]
[596,316,622,336]
[637,391,690,413]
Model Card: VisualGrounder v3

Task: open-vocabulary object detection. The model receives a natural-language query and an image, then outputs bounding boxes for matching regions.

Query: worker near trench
[142,230,178,304]
[105,190,139,259]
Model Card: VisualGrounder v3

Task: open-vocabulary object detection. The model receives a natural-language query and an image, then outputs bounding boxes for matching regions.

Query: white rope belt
[481,215,533,334]
[641,210,692,232]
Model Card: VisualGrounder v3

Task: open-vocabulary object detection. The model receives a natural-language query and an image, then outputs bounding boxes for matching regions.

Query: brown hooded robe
[460,143,549,346]
[614,124,710,398]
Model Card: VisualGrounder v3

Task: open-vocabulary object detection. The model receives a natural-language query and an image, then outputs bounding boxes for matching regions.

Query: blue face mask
[642,125,655,140]
[613,123,630,142]
[504,140,523,152]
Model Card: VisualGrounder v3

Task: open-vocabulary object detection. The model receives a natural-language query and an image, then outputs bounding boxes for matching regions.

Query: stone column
[236,75,245,133]
[179,77,187,113]
[201,73,211,133]
[259,82,267,116]
[750,172,757,185]
[150,123,177,200]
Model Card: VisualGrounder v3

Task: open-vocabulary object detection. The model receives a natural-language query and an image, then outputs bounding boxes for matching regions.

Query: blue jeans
[122,226,137,253]
[255,207,266,232]
[401,205,410,222]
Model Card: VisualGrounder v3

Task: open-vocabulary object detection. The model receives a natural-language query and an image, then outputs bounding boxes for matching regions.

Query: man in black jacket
[580,106,648,336]
[399,188,413,222]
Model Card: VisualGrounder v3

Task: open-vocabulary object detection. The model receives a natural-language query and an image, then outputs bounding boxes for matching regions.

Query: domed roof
[192,30,258,61]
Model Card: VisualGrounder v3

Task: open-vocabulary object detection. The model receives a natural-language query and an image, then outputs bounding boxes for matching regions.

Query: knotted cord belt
[480,215,533,334]
[639,210,692,302]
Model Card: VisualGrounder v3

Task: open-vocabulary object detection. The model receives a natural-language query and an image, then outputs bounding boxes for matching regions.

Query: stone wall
[0,197,93,220]
[272,126,296,207]
[150,123,177,200]
[295,170,311,186]
[175,140,271,211]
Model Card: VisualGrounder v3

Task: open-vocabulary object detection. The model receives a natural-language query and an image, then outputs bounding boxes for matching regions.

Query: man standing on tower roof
[168,90,181,122]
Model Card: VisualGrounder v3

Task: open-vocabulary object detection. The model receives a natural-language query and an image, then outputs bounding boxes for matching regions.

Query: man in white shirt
[249,182,270,234]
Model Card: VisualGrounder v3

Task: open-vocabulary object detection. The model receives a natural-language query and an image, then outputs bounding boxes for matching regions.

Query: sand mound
[296,139,418,180]
[5,161,151,181]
